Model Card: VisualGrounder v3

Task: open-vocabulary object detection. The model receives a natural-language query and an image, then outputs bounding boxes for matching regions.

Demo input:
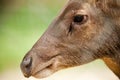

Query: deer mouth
[31,58,56,78]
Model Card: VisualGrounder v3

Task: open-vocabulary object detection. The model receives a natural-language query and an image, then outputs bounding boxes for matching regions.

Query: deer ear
[95,0,120,18]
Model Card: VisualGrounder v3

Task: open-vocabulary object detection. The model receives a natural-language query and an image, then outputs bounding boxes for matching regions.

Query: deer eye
[73,15,88,24]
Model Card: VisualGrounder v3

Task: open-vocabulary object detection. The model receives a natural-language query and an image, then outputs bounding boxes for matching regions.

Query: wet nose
[21,57,32,77]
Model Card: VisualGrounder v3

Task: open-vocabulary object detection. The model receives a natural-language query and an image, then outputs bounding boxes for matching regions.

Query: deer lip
[31,58,55,78]
[33,63,52,76]
[24,73,31,78]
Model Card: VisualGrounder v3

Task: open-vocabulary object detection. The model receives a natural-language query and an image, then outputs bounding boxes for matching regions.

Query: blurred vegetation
[0,0,66,72]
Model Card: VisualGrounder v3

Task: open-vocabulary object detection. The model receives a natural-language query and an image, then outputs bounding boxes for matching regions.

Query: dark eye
[73,15,87,24]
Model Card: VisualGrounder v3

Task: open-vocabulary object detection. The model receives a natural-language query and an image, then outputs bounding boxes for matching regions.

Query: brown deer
[20,0,120,79]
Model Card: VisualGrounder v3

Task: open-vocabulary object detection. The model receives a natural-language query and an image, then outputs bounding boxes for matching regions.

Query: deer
[20,0,120,79]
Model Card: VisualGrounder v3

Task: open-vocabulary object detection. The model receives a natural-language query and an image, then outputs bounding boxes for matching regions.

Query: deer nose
[21,57,33,77]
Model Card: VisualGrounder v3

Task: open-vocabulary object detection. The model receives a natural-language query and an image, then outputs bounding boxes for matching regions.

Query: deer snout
[20,47,61,78]
[21,56,33,77]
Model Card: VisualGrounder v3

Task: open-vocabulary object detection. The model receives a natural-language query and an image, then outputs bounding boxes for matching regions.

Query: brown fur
[21,0,120,79]
[103,57,120,77]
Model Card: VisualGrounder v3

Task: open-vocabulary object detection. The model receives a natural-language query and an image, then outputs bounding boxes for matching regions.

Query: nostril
[21,57,33,77]
[23,57,32,69]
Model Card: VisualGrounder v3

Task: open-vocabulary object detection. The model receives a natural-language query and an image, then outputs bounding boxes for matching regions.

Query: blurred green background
[0,0,66,72]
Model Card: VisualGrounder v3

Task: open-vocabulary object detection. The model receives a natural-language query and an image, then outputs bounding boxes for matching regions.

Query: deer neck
[102,56,120,78]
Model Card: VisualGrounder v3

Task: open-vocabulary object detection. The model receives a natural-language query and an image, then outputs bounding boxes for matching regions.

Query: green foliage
[0,0,65,71]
